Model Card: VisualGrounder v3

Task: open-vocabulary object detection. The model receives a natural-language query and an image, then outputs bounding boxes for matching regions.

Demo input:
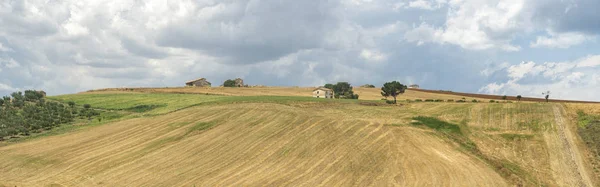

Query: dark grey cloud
[156,0,341,64]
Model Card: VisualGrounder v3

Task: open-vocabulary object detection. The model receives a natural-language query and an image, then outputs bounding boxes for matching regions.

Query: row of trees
[0,91,99,141]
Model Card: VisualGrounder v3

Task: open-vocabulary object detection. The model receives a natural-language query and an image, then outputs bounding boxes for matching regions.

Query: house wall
[312,90,332,98]
[192,80,211,87]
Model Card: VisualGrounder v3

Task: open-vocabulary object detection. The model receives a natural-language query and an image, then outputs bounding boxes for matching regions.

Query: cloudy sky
[1,0,599,101]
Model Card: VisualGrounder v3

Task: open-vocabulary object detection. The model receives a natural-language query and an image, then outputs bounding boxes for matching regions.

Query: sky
[0,0,599,101]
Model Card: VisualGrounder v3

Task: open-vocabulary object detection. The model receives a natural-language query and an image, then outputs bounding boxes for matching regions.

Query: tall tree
[516,95,522,102]
[381,81,407,104]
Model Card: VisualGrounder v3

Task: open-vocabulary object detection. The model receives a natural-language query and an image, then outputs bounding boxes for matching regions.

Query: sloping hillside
[0,91,596,186]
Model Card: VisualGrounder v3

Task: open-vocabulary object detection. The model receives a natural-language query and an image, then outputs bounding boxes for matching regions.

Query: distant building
[185,78,211,87]
[408,84,420,89]
[313,87,333,99]
[234,78,245,87]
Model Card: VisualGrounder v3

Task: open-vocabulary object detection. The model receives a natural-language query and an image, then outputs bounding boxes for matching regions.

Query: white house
[313,87,333,98]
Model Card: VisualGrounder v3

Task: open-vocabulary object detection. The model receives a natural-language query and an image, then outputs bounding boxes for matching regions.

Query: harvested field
[0,91,596,186]
[85,87,476,101]
[412,88,600,104]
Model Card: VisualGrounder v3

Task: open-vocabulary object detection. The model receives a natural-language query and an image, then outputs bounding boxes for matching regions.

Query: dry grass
[85,86,477,101]
[0,90,595,186]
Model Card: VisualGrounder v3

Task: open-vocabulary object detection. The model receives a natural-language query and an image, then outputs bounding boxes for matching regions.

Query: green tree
[223,79,236,87]
[324,83,334,89]
[516,95,522,102]
[68,101,76,108]
[330,82,358,99]
[381,81,407,104]
[502,95,507,100]
[10,92,24,108]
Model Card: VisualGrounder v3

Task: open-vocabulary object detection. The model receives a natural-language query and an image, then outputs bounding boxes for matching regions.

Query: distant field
[86,86,481,101]
[413,88,600,104]
[1,91,595,186]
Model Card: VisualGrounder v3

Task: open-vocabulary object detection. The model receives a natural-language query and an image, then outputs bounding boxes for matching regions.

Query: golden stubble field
[0,90,597,186]
[87,86,476,101]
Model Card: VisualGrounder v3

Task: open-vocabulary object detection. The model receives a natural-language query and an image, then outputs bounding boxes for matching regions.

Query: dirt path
[545,105,594,186]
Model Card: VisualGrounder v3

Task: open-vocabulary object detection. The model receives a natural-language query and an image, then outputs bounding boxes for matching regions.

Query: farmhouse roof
[186,78,207,84]
[313,86,332,91]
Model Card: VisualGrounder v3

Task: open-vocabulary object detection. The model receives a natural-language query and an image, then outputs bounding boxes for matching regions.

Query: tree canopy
[223,79,237,87]
[381,81,407,104]
[323,82,359,99]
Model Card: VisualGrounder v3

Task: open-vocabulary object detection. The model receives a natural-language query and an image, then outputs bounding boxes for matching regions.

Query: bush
[223,79,236,87]
[385,100,395,104]
[489,100,496,103]
[425,99,434,102]
[447,99,454,102]
[471,99,478,103]
[83,104,91,109]
[415,99,423,102]
[434,99,443,102]
[406,99,412,102]
[456,100,466,103]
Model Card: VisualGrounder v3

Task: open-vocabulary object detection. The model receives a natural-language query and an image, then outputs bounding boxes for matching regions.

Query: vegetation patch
[125,104,166,113]
[499,133,534,141]
[411,116,462,135]
[186,121,219,135]
[410,116,540,186]
[576,111,600,174]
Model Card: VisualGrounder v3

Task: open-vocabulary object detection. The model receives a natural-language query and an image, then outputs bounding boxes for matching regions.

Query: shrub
[496,101,500,103]
[406,99,412,102]
[489,100,496,103]
[425,99,434,102]
[223,79,236,87]
[385,100,395,104]
[83,104,91,109]
[415,99,423,102]
[447,99,454,102]
[471,99,478,103]
[502,95,507,100]
[456,100,466,103]
[434,99,443,102]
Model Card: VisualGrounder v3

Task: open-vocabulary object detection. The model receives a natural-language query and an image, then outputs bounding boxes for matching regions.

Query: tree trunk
[393,96,397,104]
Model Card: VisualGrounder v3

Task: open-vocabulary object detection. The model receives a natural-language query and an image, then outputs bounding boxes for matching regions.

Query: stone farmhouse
[234,78,244,87]
[408,84,420,89]
[185,78,211,87]
[313,87,333,99]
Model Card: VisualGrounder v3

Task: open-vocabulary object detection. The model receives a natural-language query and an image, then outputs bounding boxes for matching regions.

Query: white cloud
[480,55,600,101]
[360,49,387,62]
[404,0,524,51]
[407,0,447,10]
[530,31,594,48]
[577,55,600,68]
[0,82,15,91]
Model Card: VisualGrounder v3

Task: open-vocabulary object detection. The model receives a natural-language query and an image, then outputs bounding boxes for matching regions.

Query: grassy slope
[0,91,595,186]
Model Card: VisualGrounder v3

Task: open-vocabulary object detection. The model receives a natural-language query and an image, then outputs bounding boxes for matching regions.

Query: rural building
[234,78,244,87]
[185,78,211,87]
[313,87,333,98]
[409,84,420,89]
